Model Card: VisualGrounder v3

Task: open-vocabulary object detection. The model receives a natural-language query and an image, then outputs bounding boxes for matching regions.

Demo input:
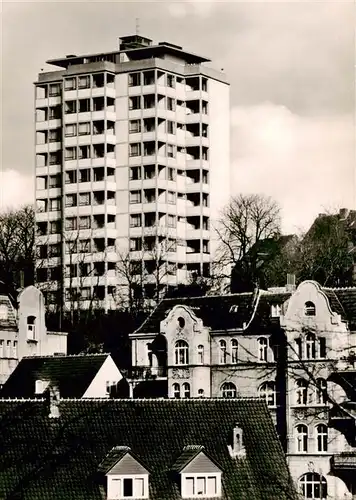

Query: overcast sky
[1,0,355,233]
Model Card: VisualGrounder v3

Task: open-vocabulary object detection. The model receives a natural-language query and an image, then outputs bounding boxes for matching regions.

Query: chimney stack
[48,385,60,419]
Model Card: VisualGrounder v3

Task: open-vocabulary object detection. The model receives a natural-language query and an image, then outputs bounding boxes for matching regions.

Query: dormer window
[304,301,316,316]
[172,445,222,498]
[35,379,49,394]
[271,304,281,318]
[27,316,36,340]
[229,305,238,313]
[0,304,9,321]
[98,446,149,500]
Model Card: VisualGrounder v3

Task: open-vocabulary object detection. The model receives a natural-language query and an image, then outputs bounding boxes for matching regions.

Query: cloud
[231,104,355,233]
[0,170,34,212]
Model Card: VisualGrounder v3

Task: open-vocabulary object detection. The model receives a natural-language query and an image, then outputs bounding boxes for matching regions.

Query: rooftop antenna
[136,17,140,36]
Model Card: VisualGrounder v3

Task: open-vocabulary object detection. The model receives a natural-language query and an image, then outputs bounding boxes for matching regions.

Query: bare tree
[216,193,282,292]
[0,205,35,295]
[297,211,355,287]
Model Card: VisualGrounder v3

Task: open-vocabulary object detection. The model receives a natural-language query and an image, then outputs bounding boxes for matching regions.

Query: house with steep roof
[0,353,123,399]
[126,279,356,499]
[0,284,67,385]
[0,398,297,499]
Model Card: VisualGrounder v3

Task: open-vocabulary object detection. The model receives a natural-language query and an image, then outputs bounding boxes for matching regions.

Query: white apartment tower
[35,35,230,312]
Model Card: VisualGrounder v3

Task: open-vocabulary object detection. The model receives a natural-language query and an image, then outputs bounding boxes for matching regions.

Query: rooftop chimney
[48,385,60,419]
[286,274,296,293]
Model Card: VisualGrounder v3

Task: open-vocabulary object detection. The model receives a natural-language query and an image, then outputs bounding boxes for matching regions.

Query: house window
[259,381,277,407]
[129,120,141,133]
[305,333,316,359]
[296,424,308,453]
[198,389,205,397]
[65,147,77,160]
[316,424,328,452]
[64,77,76,90]
[219,340,227,364]
[167,215,176,228]
[49,198,60,211]
[296,379,308,405]
[174,340,189,365]
[65,217,77,231]
[65,100,77,114]
[65,194,77,207]
[197,345,204,364]
[129,96,141,110]
[6,341,11,358]
[129,191,142,204]
[167,167,176,181]
[128,72,141,87]
[129,143,141,157]
[0,340,3,357]
[184,476,218,498]
[167,120,175,134]
[315,378,327,405]
[78,122,91,135]
[221,382,237,399]
[173,383,180,399]
[304,301,316,316]
[299,473,327,499]
[130,214,142,227]
[0,305,9,320]
[167,144,175,158]
[12,341,17,358]
[231,339,238,363]
[167,74,175,88]
[258,337,268,362]
[167,191,176,204]
[130,238,142,251]
[79,216,91,229]
[27,316,36,340]
[78,75,91,89]
[182,382,190,399]
[271,304,282,317]
[49,83,61,96]
[79,192,91,206]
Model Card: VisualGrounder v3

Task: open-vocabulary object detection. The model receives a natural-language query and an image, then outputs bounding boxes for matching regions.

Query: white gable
[82,355,123,398]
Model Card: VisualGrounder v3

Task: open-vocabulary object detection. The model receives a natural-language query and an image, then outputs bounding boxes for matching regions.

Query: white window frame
[258,337,268,362]
[259,381,277,407]
[174,340,189,365]
[107,474,148,499]
[296,424,308,453]
[181,473,221,498]
[231,339,238,364]
[299,473,327,499]
[316,424,328,452]
[219,339,227,364]
[221,382,237,399]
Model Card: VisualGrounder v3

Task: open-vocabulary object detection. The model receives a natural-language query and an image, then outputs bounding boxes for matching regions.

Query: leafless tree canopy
[0,205,35,294]
[216,193,281,290]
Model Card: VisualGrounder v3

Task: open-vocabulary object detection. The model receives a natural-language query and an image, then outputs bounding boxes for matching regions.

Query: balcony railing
[124,366,167,380]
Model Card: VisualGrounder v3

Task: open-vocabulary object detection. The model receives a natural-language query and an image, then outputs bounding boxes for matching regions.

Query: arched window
[174,340,189,365]
[231,339,238,364]
[296,424,308,452]
[27,316,36,340]
[182,382,190,399]
[197,344,204,364]
[221,382,237,399]
[198,388,204,397]
[173,383,180,399]
[295,337,303,358]
[315,378,327,405]
[316,424,328,452]
[299,473,327,499]
[259,381,277,407]
[305,333,316,359]
[258,337,268,362]
[0,305,8,321]
[296,379,308,405]
[219,340,227,364]
[304,301,316,316]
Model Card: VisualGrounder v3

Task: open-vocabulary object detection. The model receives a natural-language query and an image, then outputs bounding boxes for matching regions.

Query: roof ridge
[0,398,46,402]
[323,286,356,291]
[22,353,109,359]
[57,396,262,403]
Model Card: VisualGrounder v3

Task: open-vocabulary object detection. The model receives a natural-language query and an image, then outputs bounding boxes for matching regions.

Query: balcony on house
[124,366,167,381]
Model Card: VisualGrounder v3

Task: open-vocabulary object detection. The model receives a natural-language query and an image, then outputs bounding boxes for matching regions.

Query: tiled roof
[0,295,17,330]
[331,288,356,329]
[135,291,290,335]
[171,445,206,472]
[0,398,296,500]
[98,446,132,473]
[0,354,109,399]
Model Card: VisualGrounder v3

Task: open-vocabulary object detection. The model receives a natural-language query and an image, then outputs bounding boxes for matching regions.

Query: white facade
[82,354,123,398]
[34,35,230,311]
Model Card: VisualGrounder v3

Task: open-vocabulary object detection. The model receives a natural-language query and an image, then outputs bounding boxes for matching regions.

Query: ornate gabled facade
[0,284,67,386]
[127,280,356,499]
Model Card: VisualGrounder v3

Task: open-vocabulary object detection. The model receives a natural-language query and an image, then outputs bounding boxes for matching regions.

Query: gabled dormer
[171,445,222,498]
[98,446,149,499]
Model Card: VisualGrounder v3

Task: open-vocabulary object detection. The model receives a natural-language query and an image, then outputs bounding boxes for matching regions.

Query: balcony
[331,453,356,471]
[124,366,167,381]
